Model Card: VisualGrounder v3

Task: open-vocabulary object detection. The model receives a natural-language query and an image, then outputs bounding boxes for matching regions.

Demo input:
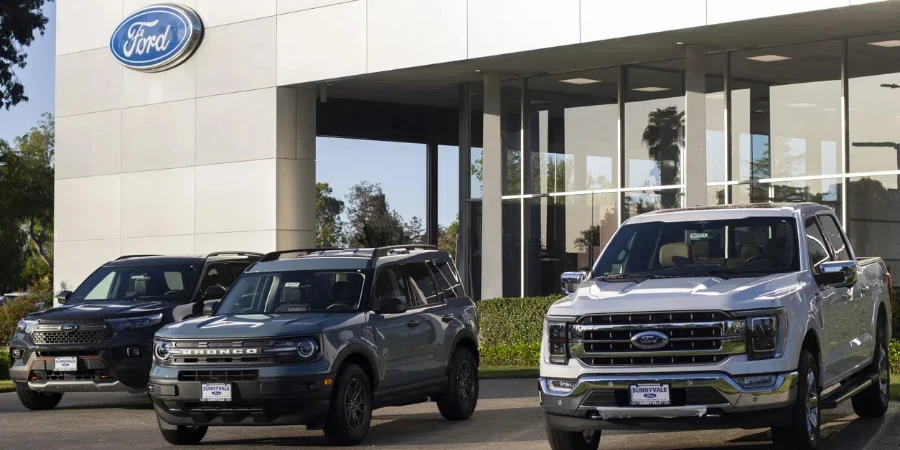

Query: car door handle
[407,320,421,328]
[441,314,455,323]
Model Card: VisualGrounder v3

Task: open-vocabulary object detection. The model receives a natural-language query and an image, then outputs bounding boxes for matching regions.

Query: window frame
[816,213,854,262]
[804,216,835,271]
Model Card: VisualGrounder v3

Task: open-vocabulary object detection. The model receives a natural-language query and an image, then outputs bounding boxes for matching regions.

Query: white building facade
[55,0,900,298]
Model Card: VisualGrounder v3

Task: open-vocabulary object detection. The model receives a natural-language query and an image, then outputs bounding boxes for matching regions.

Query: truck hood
[547,272,805,317]
[27,301,175,320]
[156,313,360,339]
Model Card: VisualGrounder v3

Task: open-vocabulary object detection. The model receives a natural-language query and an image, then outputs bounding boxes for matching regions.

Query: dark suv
[8,252,262,410]
[149,245,480,446]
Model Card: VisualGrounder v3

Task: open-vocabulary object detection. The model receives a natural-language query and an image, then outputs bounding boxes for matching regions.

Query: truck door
[369,265,427,390]
[817,213,874,374]
[805,217,853,384]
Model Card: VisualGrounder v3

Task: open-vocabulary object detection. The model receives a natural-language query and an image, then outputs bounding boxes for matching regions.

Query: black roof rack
[206,251,264,258]
[115,254,160,260]
[259,248,340,263]
[372,244,438,259]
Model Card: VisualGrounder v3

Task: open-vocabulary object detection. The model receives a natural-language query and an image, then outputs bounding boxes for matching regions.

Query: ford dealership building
[55,0,900,299]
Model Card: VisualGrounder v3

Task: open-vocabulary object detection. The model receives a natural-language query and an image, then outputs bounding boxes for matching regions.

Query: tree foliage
[315,182,345,247]
[0,0,50,109]
[345,181,421,248]
[0,113,54,292]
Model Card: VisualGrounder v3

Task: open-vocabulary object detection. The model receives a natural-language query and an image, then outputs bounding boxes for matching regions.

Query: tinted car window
[200,263,232,291]
[373,266,412,309]
[407,263,439,305]
[227,262,251,280]
[805,218,832,268]
[818,215,851,261]
[431,261,465,298]
[217,269,368,314]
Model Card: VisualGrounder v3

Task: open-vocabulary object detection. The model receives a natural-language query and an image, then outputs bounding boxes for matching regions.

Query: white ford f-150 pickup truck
[540,203,892,450]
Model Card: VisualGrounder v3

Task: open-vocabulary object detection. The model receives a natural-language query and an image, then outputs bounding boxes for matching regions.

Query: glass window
[407,263,439,305]
[70,264,200,304]
[469,85,485,199]
[732,179,842,216]
[730,41,842,181]
[200,263,231,291]
[217,270,367,314]
[623,189,681,221]
[625,66,685,188]
[593,217,799,276]
[227,262,250,281]
[431,261,465,298]
[502,198,521,297]
[849,32,900,173]
[503,80,523,196]
[805,218,832,268]
[524,68,619,194]
[707,186,725,206]
[818,215,851,261]
[525,193,617,296]
[374,266,412,309]
[846,176,900,276]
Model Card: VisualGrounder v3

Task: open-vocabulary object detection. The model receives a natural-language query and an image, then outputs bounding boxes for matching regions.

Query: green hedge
[477,296,562,367]
[0,349,9,380]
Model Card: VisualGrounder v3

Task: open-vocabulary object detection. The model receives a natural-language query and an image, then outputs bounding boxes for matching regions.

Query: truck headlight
[296,338,319,359]
[546,319,570,365]
[16,319,37,334]
[264,336,321,362]
[744,309,787,360]
[109,313,163,332]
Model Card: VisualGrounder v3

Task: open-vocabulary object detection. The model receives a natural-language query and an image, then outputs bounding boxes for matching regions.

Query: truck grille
[571,312,746,366]
[165,340,277,366]
[32,321,113,345]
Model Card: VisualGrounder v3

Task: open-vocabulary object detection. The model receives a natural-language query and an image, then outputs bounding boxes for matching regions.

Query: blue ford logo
[60,323,79,332]
[631,331,669,350]
[110,4,203,72]
[644,393,657,399]
[212,391,221,396]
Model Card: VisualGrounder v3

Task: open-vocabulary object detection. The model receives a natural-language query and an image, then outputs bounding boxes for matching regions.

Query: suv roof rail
[259,248,340,263]
[115,254,161,260]
[372,244,438,259]
[206,251,264,258]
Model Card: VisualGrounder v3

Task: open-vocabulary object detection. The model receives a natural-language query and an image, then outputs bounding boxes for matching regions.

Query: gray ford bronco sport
[148,245,480,446]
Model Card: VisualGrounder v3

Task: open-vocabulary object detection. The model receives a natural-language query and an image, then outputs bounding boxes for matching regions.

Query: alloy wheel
[805,368,819,446]
[457,361,475,407]
[344,378,367,430]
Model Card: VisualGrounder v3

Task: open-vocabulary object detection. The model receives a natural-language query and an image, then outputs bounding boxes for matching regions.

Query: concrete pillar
[684,45,708,207]
[481,73,503,299]
[274,87,317,249]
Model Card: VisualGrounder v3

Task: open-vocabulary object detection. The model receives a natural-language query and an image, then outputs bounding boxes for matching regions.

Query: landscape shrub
[476,295,562,367]
[0,295,45,347]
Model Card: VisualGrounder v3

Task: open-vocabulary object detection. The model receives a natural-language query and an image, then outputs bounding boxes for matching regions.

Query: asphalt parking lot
[1,378,898,450]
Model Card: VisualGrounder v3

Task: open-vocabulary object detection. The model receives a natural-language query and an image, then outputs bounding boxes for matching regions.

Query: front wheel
[852,320,890,418]
[323,364,372,446]
[546,424,601,450]
[436,347,479,421]
[157,418,207,446]
[15,385,62,410]
[772,349,820,450]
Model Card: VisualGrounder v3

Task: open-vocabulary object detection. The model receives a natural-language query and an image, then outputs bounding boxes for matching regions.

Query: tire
[546,423,601,450]
[852,318,890,418]
[436,347,479,421]
[157,421,208,446]
[15,385,62,410]
[323,364,372,446]
[772,349,820,450]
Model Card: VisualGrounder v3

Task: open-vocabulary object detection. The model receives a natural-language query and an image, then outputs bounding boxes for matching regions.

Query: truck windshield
[593,217,800,279]
[217,269,369,315]
[70,264,200,303]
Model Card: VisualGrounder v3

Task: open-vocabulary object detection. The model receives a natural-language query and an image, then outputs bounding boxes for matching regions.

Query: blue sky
[0,1,459,228]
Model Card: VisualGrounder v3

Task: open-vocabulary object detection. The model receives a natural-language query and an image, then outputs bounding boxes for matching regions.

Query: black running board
[820,373,878,409]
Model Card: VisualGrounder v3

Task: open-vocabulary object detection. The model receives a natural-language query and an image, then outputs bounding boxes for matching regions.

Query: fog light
[127,347,141,357]
[11,348,23,360]
[547,379,577,394]
[734,375,778,389]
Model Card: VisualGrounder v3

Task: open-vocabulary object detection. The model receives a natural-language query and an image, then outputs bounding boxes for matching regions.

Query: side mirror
[203,285,227,300]
[815,260,858,289]
[377,296,408,314]
[203,300,220,316]
[56,290,73,305]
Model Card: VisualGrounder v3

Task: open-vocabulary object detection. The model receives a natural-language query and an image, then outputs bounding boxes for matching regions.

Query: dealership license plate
[629,384,671,406]
[201,383,232,402]
[54,357,78,372]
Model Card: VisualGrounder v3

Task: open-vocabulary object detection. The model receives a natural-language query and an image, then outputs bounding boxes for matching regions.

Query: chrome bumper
[540,371,798,420]
[27,380,145,394]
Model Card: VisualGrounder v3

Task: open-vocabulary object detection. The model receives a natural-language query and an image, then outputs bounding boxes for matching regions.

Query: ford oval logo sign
[631,331,669,350]
[60,323,79,333]
[110,4,203,72]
